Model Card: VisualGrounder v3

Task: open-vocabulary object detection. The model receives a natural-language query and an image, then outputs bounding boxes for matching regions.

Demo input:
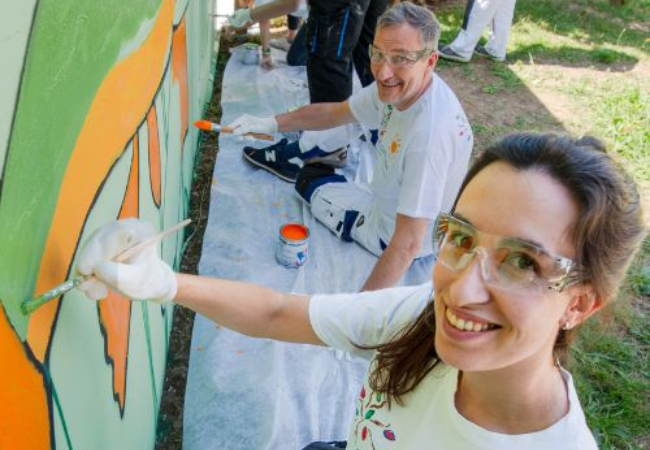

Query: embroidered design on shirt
[388,137,402,155]
[456,114,472,142]
[352,385,397,449]
[376,104,394,158]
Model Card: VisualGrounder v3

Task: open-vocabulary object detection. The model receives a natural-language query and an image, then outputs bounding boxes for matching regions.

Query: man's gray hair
[377,2,441,52]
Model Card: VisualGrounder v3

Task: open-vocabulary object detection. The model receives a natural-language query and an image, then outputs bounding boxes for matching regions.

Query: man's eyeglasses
[368,45,433,68]
[435,214,582,293]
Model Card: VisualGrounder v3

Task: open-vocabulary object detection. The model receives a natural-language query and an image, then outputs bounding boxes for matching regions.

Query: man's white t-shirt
[309,284,599,450]
[348,74,473,256]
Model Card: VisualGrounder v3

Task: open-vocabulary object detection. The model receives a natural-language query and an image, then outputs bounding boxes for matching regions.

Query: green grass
[436,0,649,448]
[490,63,523,88]
[558,76,649,183]
[436,0,649,65]
[571,246,649,450]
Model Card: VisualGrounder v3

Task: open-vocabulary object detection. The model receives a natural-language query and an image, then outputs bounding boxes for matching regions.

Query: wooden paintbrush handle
[114,219,191,262]
[244,132,275,141]
[219,125,274,141]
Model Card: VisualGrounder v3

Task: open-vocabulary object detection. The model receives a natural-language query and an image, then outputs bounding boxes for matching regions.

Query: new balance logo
[265,150,276,162]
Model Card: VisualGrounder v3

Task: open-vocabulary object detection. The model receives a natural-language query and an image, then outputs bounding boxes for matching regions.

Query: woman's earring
[562,321,572,331]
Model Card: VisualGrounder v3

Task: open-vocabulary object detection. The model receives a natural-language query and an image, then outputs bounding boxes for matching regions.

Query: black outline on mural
[0,0,41,202]
[32,0,192,434]
[0,302,56,449]
[96,135,138,418]
[173,13,191,150]
[96,290,134,420]
[147,106,163,209]
[42,3,184,365]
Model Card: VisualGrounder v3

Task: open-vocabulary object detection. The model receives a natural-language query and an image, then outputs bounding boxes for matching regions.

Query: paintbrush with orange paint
[20,219,191,315]
[194,120,274,141]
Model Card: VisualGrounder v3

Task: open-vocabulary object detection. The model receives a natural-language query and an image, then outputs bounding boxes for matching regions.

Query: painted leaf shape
[0,304,50,449]
[383,429,396,441]
[361,426,368,441]
[364,409,375,419]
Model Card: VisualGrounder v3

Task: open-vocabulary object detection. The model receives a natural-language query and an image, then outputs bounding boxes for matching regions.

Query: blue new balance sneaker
[243,139,302,182]
[243,139,348,183]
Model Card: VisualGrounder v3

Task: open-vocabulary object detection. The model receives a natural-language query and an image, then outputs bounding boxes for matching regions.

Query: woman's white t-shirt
[309,283,599,450]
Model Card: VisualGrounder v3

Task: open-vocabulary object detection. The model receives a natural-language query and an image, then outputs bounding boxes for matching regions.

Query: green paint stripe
[45,366,75,450]
[141,302,159,430]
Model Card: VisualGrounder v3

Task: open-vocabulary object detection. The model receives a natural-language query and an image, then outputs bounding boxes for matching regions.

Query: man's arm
[250,0,302,22]
[361,214,430,291]
[175,274,323,344]
[228,0,301,28]
[227,101,356,136]
[276,101,356,132]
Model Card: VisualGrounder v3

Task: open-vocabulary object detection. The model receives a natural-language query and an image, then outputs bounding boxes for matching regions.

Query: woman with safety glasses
[78,133,645,449]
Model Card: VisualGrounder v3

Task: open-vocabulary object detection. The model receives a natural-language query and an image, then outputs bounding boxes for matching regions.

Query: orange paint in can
[281,224,309,241]
[277,223,309,268]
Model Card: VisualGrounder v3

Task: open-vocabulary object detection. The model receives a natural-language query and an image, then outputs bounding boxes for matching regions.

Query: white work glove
[228,114,278,136]
[77,218,177,304]
[228,8,252,28]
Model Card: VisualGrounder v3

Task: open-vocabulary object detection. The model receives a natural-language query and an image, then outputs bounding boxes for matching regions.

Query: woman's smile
[445,307,499,333]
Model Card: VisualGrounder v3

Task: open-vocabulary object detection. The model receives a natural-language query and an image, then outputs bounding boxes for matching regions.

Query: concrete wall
[0,0,214,448]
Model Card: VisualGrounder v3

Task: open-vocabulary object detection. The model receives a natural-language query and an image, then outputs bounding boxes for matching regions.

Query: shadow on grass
[508,44,639,71]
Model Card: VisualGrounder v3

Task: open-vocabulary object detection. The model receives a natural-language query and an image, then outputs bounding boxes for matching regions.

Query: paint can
[239,43,260,65]
[276,223,309,268]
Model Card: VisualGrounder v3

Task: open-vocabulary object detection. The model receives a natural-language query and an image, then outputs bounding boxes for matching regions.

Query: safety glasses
[368,45,433,68]
[435,214,582,293]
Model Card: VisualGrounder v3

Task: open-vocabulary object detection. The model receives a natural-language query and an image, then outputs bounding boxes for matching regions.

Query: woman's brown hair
[366,133,645,407]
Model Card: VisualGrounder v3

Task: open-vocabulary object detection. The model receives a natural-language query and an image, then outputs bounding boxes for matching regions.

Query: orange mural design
[27,0,175,362]
[98,135,140,412]
[0,303,50,449]
[147,107,162,207]
[172,17,189,148]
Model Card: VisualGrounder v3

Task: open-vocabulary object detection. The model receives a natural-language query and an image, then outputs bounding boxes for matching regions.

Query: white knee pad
[310,191,348,239]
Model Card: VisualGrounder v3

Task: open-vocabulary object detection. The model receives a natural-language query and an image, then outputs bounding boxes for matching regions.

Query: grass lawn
[435,1,649,448]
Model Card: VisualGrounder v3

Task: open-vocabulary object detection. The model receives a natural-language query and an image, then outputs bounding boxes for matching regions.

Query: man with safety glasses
[229,3,473,291]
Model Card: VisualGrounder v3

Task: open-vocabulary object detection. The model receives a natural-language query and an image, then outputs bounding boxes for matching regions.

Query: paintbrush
[21,219,191,315]
[194,120,274,141]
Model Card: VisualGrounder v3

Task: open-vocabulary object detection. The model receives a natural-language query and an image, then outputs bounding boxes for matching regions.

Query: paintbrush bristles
[193,120,216,132]
[193,119,274,141]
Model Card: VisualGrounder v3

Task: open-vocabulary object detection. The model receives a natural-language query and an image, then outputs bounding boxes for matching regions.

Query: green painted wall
[0,0,214,448]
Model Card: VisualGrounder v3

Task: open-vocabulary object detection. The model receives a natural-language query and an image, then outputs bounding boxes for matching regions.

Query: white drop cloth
[183,50,434,450]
